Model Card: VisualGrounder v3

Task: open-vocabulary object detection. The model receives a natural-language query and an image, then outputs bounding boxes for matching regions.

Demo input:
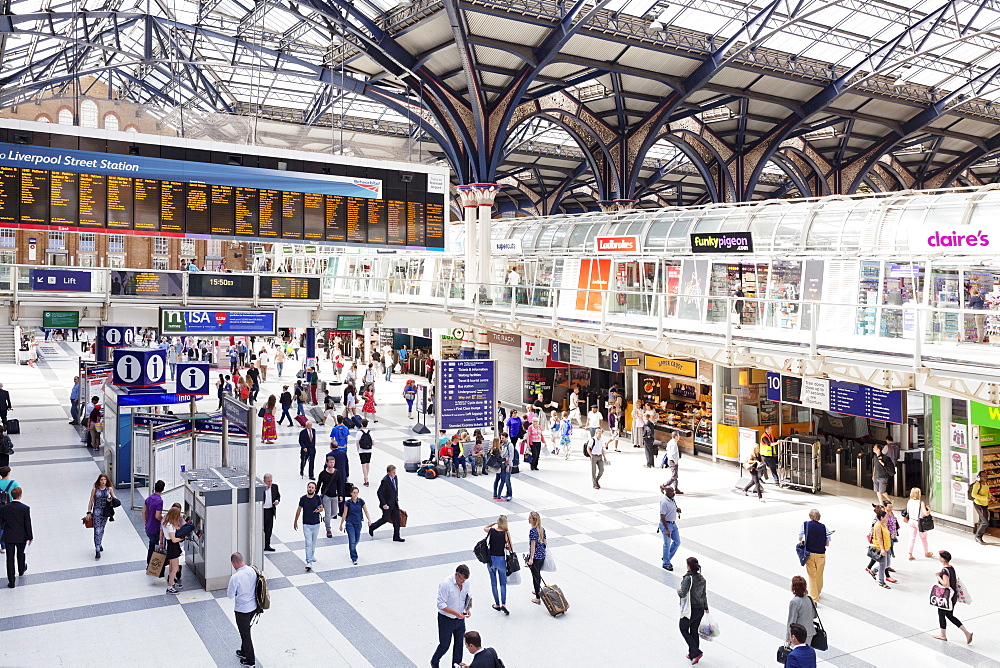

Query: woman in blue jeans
[483,516,514,615]
[339,484,372,565]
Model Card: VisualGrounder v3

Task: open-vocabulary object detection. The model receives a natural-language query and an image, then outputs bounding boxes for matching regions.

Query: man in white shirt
[662,430,683,494]
[431,564,472,668]
[588,428,607,489]
[227,552,258,666]
[262,474,280,552]
[586,405,603,438]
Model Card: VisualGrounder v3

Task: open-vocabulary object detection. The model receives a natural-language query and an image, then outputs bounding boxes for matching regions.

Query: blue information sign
[828,381,904,424]
[222,396,251,430]
[195,417,248,436]
[160,309,277,336]
[153,422,193,441]
[30,268,92,292]
[766,372,782,402]
[439,360,496,430]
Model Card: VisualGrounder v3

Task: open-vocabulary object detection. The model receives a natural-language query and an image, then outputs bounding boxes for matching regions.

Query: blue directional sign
[439,359,496,430]
[101,326,136,348]
[222,395,252,430]
[176,362,210,396]
[112,348,167,387]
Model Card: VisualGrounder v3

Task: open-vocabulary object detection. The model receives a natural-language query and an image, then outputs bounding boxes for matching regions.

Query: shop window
[80,100,98,128]
[103,113,119,131]
[109,234,125,253]
[79,233,96,252]
[48,231,65,249]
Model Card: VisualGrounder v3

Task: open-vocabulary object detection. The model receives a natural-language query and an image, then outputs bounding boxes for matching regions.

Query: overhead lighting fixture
[700,107,734,122]
[804,127,837,139]
[649,20,663,30]
[894,143,926,156]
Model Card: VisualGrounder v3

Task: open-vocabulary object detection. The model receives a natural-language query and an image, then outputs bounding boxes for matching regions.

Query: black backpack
[0,479,14,506]
[358,430,373,450]
[473,537,490,564]
[252,566,270,622]
[175,521,196,539]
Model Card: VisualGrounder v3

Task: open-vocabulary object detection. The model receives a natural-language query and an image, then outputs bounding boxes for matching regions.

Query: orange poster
[576,259,611,311]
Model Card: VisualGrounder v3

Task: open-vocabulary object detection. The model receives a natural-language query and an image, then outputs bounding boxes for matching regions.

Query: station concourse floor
[1,343,998,668]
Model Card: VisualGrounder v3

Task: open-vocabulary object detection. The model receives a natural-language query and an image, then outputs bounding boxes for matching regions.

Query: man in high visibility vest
[760,425,779,484]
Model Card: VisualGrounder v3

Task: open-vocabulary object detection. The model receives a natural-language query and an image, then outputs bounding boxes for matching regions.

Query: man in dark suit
[369,464,404,542]
[0,486,32,588]
[262,474,280,552]
[0,383,11,429]
[298,421,317,480]
[459,631,502,668]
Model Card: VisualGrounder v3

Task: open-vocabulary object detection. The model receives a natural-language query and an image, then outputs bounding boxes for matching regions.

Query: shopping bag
[541,553,557,572]
[506,570,521,586]
[929,585,953,610]
[956,578,973,605]
[147,549,167,577]
[698,611,721,640]
[679,594,691,619]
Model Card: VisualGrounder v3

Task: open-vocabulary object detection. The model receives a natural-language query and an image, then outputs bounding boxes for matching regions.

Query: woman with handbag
[402,380,417,419]
[906,487,934,560]
[362,385,378,423]
[743,445,765,501]
[677,556,708,665]
[85,473,117,560]
[161,505,184,594]
[869,509,892,589]
[261,395,278,444]
[526,511,547,605]
[931,550,973,643]
[785,576,815,646]
[483,516,514,615]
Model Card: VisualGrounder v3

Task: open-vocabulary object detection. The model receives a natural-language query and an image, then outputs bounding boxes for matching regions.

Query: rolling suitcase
[5,419,19,435]
[294,414,309,427]
[309,406,326,424]
[539,576,568,617]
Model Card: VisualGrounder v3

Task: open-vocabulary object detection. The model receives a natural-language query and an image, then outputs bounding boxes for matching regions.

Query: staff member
[760,425,779,483]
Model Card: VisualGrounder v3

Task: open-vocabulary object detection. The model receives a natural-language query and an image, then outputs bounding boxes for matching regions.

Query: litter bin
[403,438,423,472]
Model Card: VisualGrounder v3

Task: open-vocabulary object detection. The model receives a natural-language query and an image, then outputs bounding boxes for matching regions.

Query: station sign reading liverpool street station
[690,232,754,254]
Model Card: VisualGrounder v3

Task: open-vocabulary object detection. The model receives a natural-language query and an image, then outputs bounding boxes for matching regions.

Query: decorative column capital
[456,183,500,206]
[597,199,635,212]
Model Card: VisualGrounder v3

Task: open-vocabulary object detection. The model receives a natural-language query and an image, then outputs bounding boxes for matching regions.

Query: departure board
[0,166,17,224]
[281,191,303,239]
[303,192,324,240]
[107,176,134,229]
[20,168,48,224]
[185,183,210,235]
[258,276,320,300]
[326,195,347,242]
[111,270,183,297]
[134,179,160,231]
[0,138,447,249]
[387,200,406,246]
[189,273,255,299]
[210,185,235,235]
[79,174,106,228]
[160,181,184,232]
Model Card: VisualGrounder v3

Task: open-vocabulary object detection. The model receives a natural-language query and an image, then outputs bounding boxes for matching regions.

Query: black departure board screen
[20,168,48,225]
[210,185,235,235]
[134,178,160,231]
[111,270,183,297]
[185,183,210,235]
[79,173,107,228]
[49,171,79,226]
[0,166,18,224]
[0,138,447,249]
[281,191,303,239]
[189,273,255,299]
[259,275,320,300]
[107,176,134,230]
[303,192,324,240]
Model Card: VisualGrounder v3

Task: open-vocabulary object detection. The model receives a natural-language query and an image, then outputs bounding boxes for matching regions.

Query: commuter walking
[586,405,602,437]
[906,487,933,559]
[526,511,547,605]
[971,470,994,545]
[430,564,472,668]
[659,484,681,571]
[85,396,102,451]
[559,412,573,460]
[260,395,278,444]
[525,418,545,471]
[483,516,513,615]
[216,374,228,411]
[872,443,893,505]
[587,427,607,489]
[86,473,117,559]
[361,385,378,423]
[869,508,892,589]
[293,481,323,571]
[339,484,372,565]
[0,486,31,588]
[677,556,708,664]
[228,552,257,666]
[369,465,404,541]
[142,480,165,565]
[458,631,502,668]
[568,387,582,426]
[258,348,270,382]
[785,624,816,668]
[799,509,830,603]
[505,410,523,451]
[294,380,307,416]
[642,413,658,468]
[743,445,764,501]
[357,418,374,486]
[262,474,280,552]
[492,436,514,501]
[0,425,11,469]
[161,505,185,594]
[69,375,81,425]
[403,380,417,418]
[786,576,815,646]
[931,550,973,643]
[275,347,286,377]
[662,430,683,493]
[308,366,319,405]
[278,386,294,426]
[246,364,261,404]
[316,456,343,539]
[496,402,506,434]
[299,421,317,480]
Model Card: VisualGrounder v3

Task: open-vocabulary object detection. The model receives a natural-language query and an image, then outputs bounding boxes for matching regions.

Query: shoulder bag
[505,549,521,577]
[796,522,810,566]
[929,584,953,610]
[776,645,791,664]
[809,598,828,651]
[918,510,935,532]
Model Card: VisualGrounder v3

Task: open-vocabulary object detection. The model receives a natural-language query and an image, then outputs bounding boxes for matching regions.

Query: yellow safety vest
[760,434,775,457]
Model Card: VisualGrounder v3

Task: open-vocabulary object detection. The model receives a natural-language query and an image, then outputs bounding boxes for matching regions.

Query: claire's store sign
[690,232,754,254]
[908,225,992,254]
[594,235,639,253]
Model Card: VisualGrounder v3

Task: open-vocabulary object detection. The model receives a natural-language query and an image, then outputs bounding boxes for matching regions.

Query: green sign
[43,311,79,328]
[971,401,1000,428]
[336,314,365,330]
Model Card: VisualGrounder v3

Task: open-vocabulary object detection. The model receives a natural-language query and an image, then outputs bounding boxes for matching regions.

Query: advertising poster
[950,422,968,449]
[576,259,611,312]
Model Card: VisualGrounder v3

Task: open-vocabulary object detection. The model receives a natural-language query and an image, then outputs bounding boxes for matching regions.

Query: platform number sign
[766,372,782,402]
[112,348,167,387]
[176,362,210,396]
[102,326,135,348]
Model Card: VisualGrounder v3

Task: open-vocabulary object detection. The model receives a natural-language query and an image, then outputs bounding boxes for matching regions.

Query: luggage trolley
[776,436,822,494]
